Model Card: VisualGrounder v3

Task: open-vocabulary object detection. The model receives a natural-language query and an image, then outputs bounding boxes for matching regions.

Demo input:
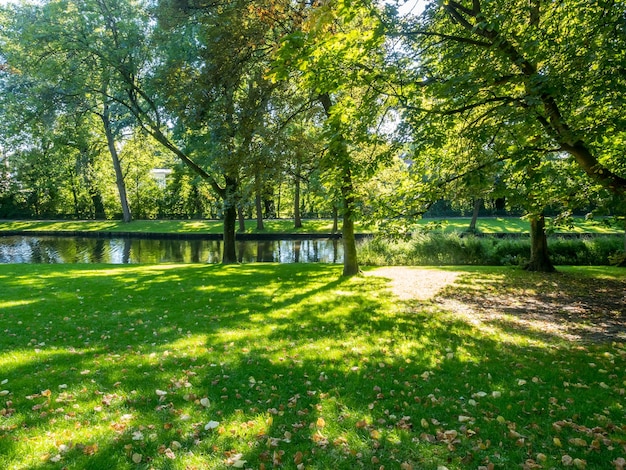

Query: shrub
[358,233,623,267]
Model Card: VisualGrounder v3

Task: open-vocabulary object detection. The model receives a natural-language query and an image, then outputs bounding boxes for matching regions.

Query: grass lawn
[0,219,343,235]
[0,263,624,469]
[0,216,622,235]
[410,217,622,235]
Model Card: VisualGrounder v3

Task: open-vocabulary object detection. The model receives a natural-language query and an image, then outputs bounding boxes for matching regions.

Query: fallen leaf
[82,443,98,455]
[569,438,587,447]
[205,420,220,430]
[170,441,182,450]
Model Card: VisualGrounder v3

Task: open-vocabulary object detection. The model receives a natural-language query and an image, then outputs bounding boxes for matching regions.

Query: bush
[358,233,623,267]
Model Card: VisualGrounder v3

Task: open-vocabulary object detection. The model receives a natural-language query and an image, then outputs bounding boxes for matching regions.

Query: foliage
[358,233,625,267]
[389,0,626,195]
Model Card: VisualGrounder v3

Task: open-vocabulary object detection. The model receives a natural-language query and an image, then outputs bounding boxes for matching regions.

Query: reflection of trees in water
[29,238,61,263]
[294,240,301,263]
[123,238,131,264]
[207,241,221,263]
[92,239,106,262]
[190,240,202,263]
[0,236,344,264]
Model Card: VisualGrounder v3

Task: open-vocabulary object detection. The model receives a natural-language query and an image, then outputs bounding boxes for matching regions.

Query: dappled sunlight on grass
[1,264,625,469]
[0,299,37,309]
[0,220,121,232]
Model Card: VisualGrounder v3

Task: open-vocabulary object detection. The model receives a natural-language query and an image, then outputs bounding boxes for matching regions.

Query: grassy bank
[0,219,340,235]
[1,263,624,469]
[0,216,621,235]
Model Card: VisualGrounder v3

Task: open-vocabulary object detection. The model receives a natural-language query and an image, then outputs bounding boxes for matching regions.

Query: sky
[396,0,426,16]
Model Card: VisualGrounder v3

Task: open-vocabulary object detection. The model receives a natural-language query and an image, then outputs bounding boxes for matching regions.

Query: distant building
[150,168,173,189]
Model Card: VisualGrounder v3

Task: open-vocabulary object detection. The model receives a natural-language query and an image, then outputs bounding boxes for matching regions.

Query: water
[0,235,343,264]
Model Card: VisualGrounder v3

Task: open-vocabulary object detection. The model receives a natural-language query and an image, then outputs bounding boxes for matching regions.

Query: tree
[0,58,115,220]
[389,0,626,190]
[0,0,139,221]
[382,0,626,270]
[152,0,292,261]
[274,0,393,276]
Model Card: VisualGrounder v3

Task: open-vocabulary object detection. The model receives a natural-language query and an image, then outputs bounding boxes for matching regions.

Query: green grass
[0,216,622,235]
[0,219,346,235]
[409,217,622,234]
[0,263,624,469]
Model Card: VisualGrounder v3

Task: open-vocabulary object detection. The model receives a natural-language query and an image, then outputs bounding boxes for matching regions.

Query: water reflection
[0,236,343,264]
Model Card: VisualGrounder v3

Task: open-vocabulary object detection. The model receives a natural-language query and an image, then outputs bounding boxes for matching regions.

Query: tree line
[0,0,624,275]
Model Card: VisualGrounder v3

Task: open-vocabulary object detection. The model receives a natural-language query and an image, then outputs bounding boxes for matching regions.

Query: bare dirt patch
[364,267,461,301]
[367,266,626,343]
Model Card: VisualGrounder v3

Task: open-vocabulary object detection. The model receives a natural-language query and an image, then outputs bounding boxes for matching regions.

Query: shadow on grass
[1,264,625,469]
[433,267,626,343]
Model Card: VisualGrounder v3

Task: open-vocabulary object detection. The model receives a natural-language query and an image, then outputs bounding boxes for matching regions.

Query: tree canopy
[0,0,624,272]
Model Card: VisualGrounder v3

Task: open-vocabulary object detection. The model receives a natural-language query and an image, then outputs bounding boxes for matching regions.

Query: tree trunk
[468,198,482,233]
[70,178,80,218]
[223,204,238,264]
[332,204,339,234]
[276,179,281,219]
[222,177,238,264]
[525,214,555,272]
[101,104,131,223]
[237,205,246,233]
[254,165,264,230]
[318,92,359,276]
[294,176,302,229]
[341,169,359,276]
[255,191,264,231]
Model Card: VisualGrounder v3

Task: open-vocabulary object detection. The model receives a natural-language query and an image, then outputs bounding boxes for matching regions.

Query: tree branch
[398,29,492,47]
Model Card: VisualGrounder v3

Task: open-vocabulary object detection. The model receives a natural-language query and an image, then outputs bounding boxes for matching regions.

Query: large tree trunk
[101,104,131,223]
[294,175,302,229]
[525,214,555,272]
[222,177,238,264]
